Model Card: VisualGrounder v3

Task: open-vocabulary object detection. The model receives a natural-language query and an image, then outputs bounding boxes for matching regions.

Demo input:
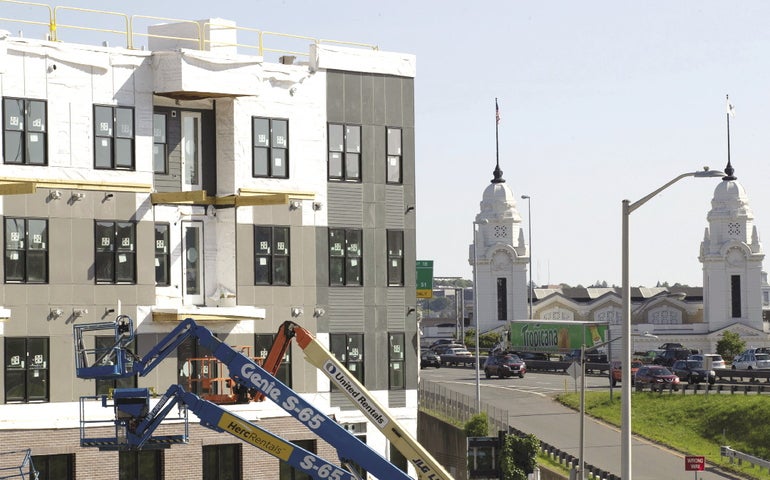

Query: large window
[387,230,404,286]
[330,333,364,384]
[95,221,136,284]
[119,450,161,480]
[255,333,291,387]
[252,117,288,178]
[497,278,507,321]
[279,439,315,480]
[94,105,134,170]
[3,97,46,165]
[95,336,137,396]
[4,337,49,403]
[152,113,167,174]
[31,454,75,480]
[329,229,362,286]
[254,226,290,285]
[731,275,741,318]
[388,332,405,390]
[4,218,48,283]
[154,223,170,286]
[203,444,241,480]
[328,124,361,181]
[386,127,402,184]
[177,336,216,396]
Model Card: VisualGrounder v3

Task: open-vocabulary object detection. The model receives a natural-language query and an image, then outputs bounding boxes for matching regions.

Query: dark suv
[653,348,691,367]
[483,354,526,379]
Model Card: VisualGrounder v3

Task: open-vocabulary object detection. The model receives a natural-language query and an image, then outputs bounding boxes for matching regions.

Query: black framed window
[152,113,167,174]
[731,275,741,318]
[329,228,362,286]
[4,217,48,283]
[497,277,507,320]
[177,336,216,396]
[95,221,136,284]
[328,123,361,181]
[203,444,241,480]
[388,332,405,390]
[94,105,134,170]
[119,450,161,480]
[252,117,288,178]
[3,97,47,165]
[255,334,292,387]
[31,453,74,480]
[387,230,404,286]
[4,337,49,403]
[386,127,402,184]
[330,333,364,385]
[254,226,290,285]
[95,336,137,396]
[154,223,170,286]
[279,439,315,480]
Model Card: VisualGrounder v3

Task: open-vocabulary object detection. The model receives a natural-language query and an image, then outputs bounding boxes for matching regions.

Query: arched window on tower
[497,278,507,321]
[731,275,742,318]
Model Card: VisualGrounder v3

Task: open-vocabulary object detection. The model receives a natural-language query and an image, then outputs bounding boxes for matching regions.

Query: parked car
[440,347,474,366]
[658,342,685,350]
[420,349,441,369]
[652,348,691,367]
[671,359,716,385]
[511,351,550,361]
[732,352,770,370]
[432,343,465,355]
[688,353,726,370]
[634,365,680,392]
[429,339,458,349]
[610,359,643,387]
[483,354,526,379]
[564,348,608,363]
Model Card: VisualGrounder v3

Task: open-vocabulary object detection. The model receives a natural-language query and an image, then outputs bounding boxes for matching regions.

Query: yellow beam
[0,182,37,195]
[150,190,209,205]
[0,179,152,193]
[239,188,316,200]
[235,193,289,207]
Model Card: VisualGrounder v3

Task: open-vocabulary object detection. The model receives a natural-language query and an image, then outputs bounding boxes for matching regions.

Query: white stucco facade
[700,166,767,333]
[469,167,529,334]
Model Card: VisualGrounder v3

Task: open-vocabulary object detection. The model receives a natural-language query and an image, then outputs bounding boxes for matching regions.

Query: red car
[483,354,526,379]
[610,360,643,387]
[634,365,680,392]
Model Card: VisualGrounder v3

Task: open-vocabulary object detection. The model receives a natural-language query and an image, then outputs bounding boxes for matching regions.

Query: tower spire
[491,98,505,183]
[724,95,737,181]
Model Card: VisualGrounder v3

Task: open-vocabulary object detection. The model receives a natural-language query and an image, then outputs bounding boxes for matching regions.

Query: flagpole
[726,94,731,168]
[495,98,500,171]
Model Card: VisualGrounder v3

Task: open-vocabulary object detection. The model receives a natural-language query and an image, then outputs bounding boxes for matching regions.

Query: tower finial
[492,98,505,183]
[724,95,737,181]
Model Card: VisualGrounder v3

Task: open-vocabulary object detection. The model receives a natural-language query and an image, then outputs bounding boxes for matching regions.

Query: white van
[688,353,726,370]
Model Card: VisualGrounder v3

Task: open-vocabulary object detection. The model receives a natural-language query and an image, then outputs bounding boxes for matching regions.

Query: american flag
[495,99,501,125]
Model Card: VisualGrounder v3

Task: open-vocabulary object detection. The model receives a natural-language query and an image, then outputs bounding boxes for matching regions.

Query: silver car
[732,352,770,370]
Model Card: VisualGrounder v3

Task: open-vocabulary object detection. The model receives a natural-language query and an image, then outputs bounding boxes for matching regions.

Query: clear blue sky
[9,1,770,288]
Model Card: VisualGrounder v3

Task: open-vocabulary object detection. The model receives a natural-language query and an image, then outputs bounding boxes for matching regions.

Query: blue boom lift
[74,316,451,479]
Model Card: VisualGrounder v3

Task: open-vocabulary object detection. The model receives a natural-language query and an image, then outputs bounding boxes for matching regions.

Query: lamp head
[693,168,725,178]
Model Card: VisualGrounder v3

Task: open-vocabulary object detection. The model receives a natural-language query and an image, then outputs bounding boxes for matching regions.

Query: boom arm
[286,322,453,480]
[75,318,414,480]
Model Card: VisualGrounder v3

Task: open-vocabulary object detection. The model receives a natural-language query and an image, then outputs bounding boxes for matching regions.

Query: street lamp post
[578,332,656,480]
[472,219,487,414]
[620,168,723,479]
[521,195,532,318]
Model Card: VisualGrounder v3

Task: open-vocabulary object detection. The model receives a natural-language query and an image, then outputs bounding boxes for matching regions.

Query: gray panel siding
[327,289,365,331]
[387,289,406,331]
[327,183,363,226]
[385,187,405,228]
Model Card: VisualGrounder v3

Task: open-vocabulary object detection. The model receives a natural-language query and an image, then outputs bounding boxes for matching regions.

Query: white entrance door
[181,111,202,191]
[182,221,204,305]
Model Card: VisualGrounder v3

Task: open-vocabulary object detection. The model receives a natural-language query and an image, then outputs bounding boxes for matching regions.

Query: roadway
[420,367,741,479]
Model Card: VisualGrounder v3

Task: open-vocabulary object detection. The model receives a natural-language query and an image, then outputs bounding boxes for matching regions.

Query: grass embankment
[557,391,770,479]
